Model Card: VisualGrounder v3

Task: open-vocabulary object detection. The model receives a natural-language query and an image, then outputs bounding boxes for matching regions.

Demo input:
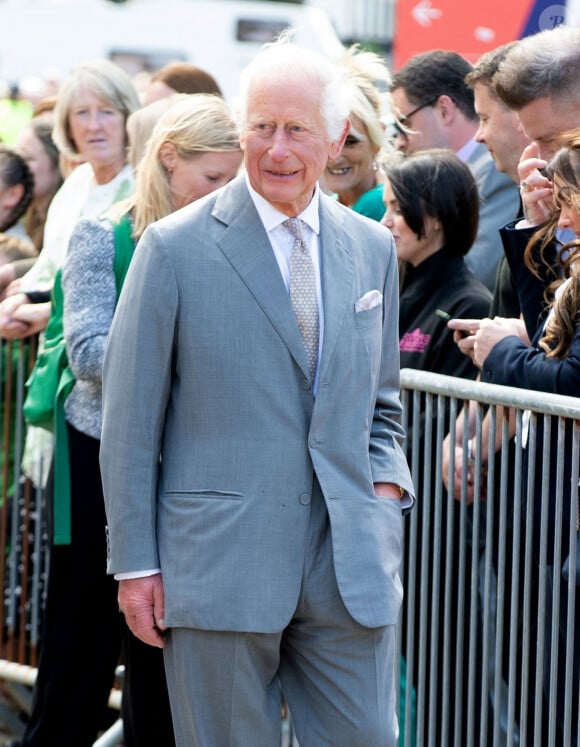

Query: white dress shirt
[244,174,325,393]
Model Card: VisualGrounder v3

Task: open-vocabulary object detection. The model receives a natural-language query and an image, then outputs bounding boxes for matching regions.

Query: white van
[0,0,345,101]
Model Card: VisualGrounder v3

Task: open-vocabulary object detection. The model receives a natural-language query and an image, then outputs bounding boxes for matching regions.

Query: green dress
[352,184,386,222]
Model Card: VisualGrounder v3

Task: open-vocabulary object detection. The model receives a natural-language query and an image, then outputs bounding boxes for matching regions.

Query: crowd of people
[0,20,578,747]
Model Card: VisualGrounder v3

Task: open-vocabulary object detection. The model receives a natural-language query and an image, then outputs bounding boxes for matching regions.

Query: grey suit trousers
[163,480,399,747]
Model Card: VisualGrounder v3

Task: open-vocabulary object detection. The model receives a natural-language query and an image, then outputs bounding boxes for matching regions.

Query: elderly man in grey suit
[100,35,414,747]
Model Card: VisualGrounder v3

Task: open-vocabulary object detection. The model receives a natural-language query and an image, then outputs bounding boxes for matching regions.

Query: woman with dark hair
[382,148,491,378]
[0,114,64,296]
[16,114,63,252]
[0,144,34,236]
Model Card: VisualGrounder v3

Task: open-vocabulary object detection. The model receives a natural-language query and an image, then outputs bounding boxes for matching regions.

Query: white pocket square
[355,290,383,313]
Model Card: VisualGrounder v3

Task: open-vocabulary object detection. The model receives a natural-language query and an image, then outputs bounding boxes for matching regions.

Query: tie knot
[284,218,305,243]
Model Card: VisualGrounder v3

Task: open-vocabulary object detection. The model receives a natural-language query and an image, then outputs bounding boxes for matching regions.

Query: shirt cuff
[115,568,161,580]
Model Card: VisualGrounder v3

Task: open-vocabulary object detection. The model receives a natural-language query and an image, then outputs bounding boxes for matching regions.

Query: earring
[372,160,378,172]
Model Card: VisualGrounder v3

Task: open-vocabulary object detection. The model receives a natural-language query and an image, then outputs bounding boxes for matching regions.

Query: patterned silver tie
[284,218,319,381]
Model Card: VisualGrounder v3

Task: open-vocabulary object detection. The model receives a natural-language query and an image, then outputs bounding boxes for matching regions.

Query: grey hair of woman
[52,58,140,161]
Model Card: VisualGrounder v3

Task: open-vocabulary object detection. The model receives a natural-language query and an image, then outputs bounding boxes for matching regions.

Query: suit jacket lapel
[212,178,311,377]
[212,181,355,382]
[318,197,353,383]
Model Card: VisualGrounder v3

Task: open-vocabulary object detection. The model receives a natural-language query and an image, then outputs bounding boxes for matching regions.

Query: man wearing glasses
[389,49,519,291]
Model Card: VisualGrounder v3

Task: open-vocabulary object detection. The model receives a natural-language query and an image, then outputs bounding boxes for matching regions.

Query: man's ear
[437,94,457,124]
[329,120,351,160]
[159,142,177,173]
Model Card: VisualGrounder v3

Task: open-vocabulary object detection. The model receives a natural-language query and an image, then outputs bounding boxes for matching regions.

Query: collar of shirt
[455,136,478,163]
[244,173,322,293]
[244,172,321,234]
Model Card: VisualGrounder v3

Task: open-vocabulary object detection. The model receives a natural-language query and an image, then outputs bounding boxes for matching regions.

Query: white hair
[235,32,351,141]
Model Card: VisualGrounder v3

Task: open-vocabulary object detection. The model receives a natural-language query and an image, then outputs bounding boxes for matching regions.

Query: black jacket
[399,249,492,379]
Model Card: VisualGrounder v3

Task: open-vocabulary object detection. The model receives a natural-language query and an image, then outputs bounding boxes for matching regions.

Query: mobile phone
[436,309,473,338]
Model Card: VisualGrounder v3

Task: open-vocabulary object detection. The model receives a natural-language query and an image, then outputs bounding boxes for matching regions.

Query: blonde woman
[323,44,393,221]
[22,94,242,747]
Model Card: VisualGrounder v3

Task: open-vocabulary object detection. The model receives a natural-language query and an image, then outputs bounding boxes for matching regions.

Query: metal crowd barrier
[1,339,44,667]
[1,344,578,747]
[399,368,579,747]
[1,338,52,740]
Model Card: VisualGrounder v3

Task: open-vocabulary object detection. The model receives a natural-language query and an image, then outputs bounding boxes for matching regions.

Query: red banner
[392,0,565,68]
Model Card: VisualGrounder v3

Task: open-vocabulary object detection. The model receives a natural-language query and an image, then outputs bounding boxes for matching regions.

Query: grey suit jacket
[465,141,520,291]
[100,176,413,632]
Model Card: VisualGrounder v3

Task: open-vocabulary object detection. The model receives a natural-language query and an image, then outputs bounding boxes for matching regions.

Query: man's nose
[269,129,291,159]
[393,132,408,152]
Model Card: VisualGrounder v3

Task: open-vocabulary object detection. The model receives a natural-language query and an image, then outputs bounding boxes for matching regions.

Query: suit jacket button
[299,493,311,505]
[302,379,311,390]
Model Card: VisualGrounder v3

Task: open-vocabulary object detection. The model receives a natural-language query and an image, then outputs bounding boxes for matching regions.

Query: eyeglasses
[395,95,440,131]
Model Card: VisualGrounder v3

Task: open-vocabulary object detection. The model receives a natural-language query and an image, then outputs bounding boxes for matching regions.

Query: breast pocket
[354,304,382,329]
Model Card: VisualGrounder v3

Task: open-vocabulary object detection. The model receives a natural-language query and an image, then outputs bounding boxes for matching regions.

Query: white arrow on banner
[412,0,443,28]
